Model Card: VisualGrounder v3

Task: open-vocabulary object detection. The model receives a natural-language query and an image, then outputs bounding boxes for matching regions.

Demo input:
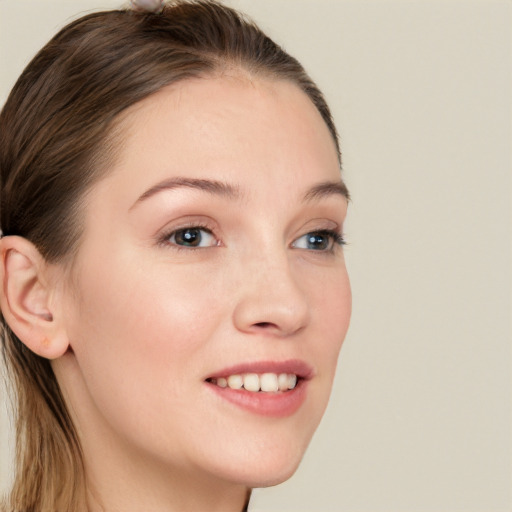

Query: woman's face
[56,75,351,488]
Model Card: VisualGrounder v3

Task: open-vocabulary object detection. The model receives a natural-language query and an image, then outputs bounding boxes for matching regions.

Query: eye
[166,227,217,248]
[292,230,345,252]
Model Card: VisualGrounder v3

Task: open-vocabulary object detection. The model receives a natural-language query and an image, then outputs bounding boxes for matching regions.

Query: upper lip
[205,359,314,381]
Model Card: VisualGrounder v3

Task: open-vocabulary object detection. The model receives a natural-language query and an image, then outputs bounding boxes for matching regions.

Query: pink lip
[204,359,313,418]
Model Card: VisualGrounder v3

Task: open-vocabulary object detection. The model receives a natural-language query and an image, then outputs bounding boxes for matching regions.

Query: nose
[231,251,310,337]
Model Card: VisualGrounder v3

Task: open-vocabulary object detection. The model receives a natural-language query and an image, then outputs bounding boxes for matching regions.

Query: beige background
[0,0,510,511]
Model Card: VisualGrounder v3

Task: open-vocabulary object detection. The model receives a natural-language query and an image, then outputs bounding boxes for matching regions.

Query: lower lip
[205,379,308,418]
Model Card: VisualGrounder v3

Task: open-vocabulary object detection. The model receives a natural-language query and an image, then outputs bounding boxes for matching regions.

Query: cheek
[308,259,351,339]
[63,250,224,427]
[325,268,351,349]
[70,246,219,345]
[307,262,351,391]
[265,255,348,397]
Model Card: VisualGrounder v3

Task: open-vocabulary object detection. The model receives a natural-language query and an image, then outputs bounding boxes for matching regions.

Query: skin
[10,74,351,511]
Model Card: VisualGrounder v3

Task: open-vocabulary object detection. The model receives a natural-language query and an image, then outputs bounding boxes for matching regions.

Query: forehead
[100,74,342,205]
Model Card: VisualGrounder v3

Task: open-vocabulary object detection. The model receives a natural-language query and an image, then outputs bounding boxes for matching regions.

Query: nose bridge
[232,241,310,336]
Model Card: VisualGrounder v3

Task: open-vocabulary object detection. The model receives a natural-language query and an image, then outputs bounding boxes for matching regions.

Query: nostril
[254,322,273,328]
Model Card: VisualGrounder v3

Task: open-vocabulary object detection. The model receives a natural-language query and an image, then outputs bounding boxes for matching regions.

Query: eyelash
[158,225,346,253]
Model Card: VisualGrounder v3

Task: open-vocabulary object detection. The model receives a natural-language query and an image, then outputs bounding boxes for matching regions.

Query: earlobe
[0,236,69,359]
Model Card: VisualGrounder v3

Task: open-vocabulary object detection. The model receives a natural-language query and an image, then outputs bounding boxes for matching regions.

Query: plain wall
[0,1,510,511]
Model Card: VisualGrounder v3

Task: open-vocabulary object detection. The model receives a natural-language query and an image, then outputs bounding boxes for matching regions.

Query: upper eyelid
[157,216,218,237]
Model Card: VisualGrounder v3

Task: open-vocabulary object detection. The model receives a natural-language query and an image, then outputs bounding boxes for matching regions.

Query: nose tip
[232,262,310,337]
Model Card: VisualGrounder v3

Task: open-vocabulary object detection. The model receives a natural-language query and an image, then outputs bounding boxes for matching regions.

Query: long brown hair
[0,2,343,510]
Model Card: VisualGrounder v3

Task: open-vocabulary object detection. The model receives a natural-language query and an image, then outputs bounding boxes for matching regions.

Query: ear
[0,236,70,359]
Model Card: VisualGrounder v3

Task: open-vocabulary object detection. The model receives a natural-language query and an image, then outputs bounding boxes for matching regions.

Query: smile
[207,373,298,393]
[204,360,313,417]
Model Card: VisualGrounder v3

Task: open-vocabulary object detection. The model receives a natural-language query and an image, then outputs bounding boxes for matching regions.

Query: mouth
[204,360,313,417]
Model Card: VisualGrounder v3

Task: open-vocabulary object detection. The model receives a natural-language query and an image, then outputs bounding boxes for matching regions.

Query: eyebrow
[130,177,241,210]
[130,176,349,210]
[303,180,350,202]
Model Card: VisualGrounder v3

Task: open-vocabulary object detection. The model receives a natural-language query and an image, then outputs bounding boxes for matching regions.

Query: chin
[227,465,301,489]
[213,442,307,489]
[192,402,326,489]
[249,463,301,489]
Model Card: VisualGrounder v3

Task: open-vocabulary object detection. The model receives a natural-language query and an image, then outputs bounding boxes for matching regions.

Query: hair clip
[130,0,165,13]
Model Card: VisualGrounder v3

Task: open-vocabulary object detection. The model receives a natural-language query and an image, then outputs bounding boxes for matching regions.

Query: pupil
[308,233,328,250]
[176,228,201,246]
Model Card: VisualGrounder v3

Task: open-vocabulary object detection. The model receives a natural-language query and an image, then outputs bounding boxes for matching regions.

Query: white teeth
[260,373,278,392]
[214,373,298,393]
[227,374,243,390]
[278,373,289,391]
[243,373,260,392]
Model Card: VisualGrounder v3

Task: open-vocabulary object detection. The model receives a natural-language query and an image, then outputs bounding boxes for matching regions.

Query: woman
[0,1,351,510]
